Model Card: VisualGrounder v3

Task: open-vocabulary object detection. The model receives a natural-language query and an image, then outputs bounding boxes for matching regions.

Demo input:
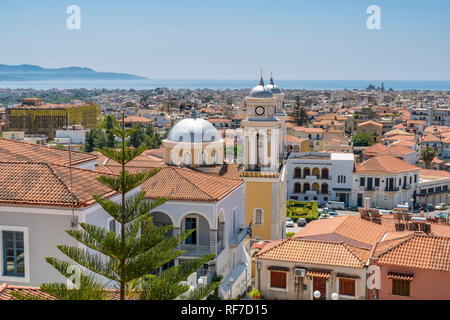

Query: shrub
[286,232,295,238]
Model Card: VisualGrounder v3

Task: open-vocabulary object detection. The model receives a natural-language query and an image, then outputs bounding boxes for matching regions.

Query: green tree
[102,115,118,148]
[38,112,218,300]
[290,96,308,126]
[129,124,146,148]
[421,146,435,169]
[352,132,374,146]
[84,129,96,152]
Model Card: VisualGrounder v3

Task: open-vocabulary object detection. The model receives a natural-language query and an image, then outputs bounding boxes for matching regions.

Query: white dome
[167,118,221,143]
[266,77,282,94]
[249,77,273,98]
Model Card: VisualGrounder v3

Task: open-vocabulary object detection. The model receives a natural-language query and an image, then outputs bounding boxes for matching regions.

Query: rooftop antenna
[270,71,274,85]
[67,113,78,227]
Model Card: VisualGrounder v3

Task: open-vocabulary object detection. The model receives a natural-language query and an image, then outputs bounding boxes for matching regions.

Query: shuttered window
[339,278,355,296]
[270,271,286,289]
[392,279,410,296]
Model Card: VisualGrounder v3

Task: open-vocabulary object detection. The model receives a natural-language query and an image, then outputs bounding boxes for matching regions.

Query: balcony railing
[230,228,248,247]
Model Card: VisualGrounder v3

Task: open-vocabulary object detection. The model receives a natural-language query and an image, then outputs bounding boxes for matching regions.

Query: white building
[353,155,420,209]
[286,152,355,207]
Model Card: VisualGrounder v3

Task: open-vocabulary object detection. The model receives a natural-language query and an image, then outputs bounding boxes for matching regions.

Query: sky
[0,0,449,80]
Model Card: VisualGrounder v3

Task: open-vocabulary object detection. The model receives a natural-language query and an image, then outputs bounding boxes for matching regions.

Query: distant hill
[0,64,148,81]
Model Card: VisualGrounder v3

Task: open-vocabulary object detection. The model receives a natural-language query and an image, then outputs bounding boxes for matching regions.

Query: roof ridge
[342,243,369,265]
[374,234,415,258]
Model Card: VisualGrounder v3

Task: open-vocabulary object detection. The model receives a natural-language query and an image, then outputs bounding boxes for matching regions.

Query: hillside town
[0,77,450,300]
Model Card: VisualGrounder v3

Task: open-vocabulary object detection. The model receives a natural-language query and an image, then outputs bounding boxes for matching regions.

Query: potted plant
[249,289,262,300]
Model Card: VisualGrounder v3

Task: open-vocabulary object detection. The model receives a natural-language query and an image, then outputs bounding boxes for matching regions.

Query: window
[270,271,286,289]
[414,174,418,183]
[375,178,380,187]
[2,231,25,277]
[255,209,264,225]
[108,219,116,234]
[392,279,410,297]
[185,217,197,245]
[339,278,355,296]
[360,177,365,187]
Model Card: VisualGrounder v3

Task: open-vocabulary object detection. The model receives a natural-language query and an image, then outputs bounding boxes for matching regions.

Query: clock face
[255,106,265,116]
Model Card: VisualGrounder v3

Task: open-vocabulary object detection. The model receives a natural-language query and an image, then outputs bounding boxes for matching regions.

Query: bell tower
[241,76,287,241]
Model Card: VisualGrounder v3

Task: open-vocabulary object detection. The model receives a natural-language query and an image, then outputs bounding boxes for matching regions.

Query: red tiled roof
[374,234,450,273]
[141,166,243,202]
[257,238,369,269]
[0,283,129,300]
[0,138,97,166]
[356,155,419,174]
[293,216,387,249]
[0,162,116,208]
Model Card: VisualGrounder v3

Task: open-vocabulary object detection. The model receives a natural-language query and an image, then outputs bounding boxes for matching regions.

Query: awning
[306,270,331,278]
[387,272,414,281]
[336,273,360,279]
[268,266,289,272]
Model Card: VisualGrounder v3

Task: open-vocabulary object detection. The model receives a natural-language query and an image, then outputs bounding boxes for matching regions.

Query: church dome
[266,76,282,94]
[249,77,273,98]
[167,117,221,143]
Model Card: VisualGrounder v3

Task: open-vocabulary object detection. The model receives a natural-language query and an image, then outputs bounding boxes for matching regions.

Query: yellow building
[357,120,383,143]
[241,76,287,241]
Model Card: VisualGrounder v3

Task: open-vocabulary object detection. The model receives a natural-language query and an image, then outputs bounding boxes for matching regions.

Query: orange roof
[374,234,450,273]
[358,120,383,128]
[356,155,419,174]
[141,166,243,202]
[208,118,231,123]
[420,169,450,179]
[0,138,97,166]
[293,216,387,249]
[284,135,305,144]
[421,134,441,142]
[0,162,116,208]
[0,283,129,300]
[366,144,415,157]
[257,238,369,269]
[124,116,154,123]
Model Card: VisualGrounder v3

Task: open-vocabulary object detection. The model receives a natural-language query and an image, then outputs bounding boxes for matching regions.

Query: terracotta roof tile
[0,162,116,208]
[293,216,387,249]
[141,166,243,202]
[375,234,450,272]
[257,238,368,269]
[356,155,419,174]
[0,138,97,166]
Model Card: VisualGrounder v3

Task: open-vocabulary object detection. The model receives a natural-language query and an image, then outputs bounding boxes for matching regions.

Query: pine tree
[84,129,95,152]
[39,112,219,300]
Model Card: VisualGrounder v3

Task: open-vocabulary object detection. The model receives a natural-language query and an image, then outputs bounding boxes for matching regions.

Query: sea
[0,80,449,91]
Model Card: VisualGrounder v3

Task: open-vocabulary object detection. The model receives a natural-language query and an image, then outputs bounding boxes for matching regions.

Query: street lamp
[313,290,321,299]
[331,292,339,300]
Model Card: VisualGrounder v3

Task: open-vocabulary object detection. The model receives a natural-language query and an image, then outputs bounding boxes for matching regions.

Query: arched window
[303,167,311,178]
[294,167,302,178]
[321,168,329,179]
[321,183,328,194]
[254,209,264,225]
[312,167,320,178]
[294,182,301,193]
[288,145,293,152]
[303,182,310,193]
[182,151,191,165]
[312,182,320,192]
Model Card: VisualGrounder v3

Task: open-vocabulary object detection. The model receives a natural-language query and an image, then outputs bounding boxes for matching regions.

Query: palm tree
[421,146,435,169]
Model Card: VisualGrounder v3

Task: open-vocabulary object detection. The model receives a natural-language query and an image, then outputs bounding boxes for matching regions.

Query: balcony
[385,187,400,192]
[230,228,248,248]
[179,244,212,257]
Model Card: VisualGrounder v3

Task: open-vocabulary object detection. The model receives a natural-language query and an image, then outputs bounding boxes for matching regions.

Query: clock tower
[241,76,287,241]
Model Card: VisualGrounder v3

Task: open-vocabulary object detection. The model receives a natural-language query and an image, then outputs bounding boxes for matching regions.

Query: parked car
[435,203,447,210]
[424,204,435,212]
[326,201,345,210]
[327,210,338,216]
[286,218,295,227]
[297,218,307,227]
